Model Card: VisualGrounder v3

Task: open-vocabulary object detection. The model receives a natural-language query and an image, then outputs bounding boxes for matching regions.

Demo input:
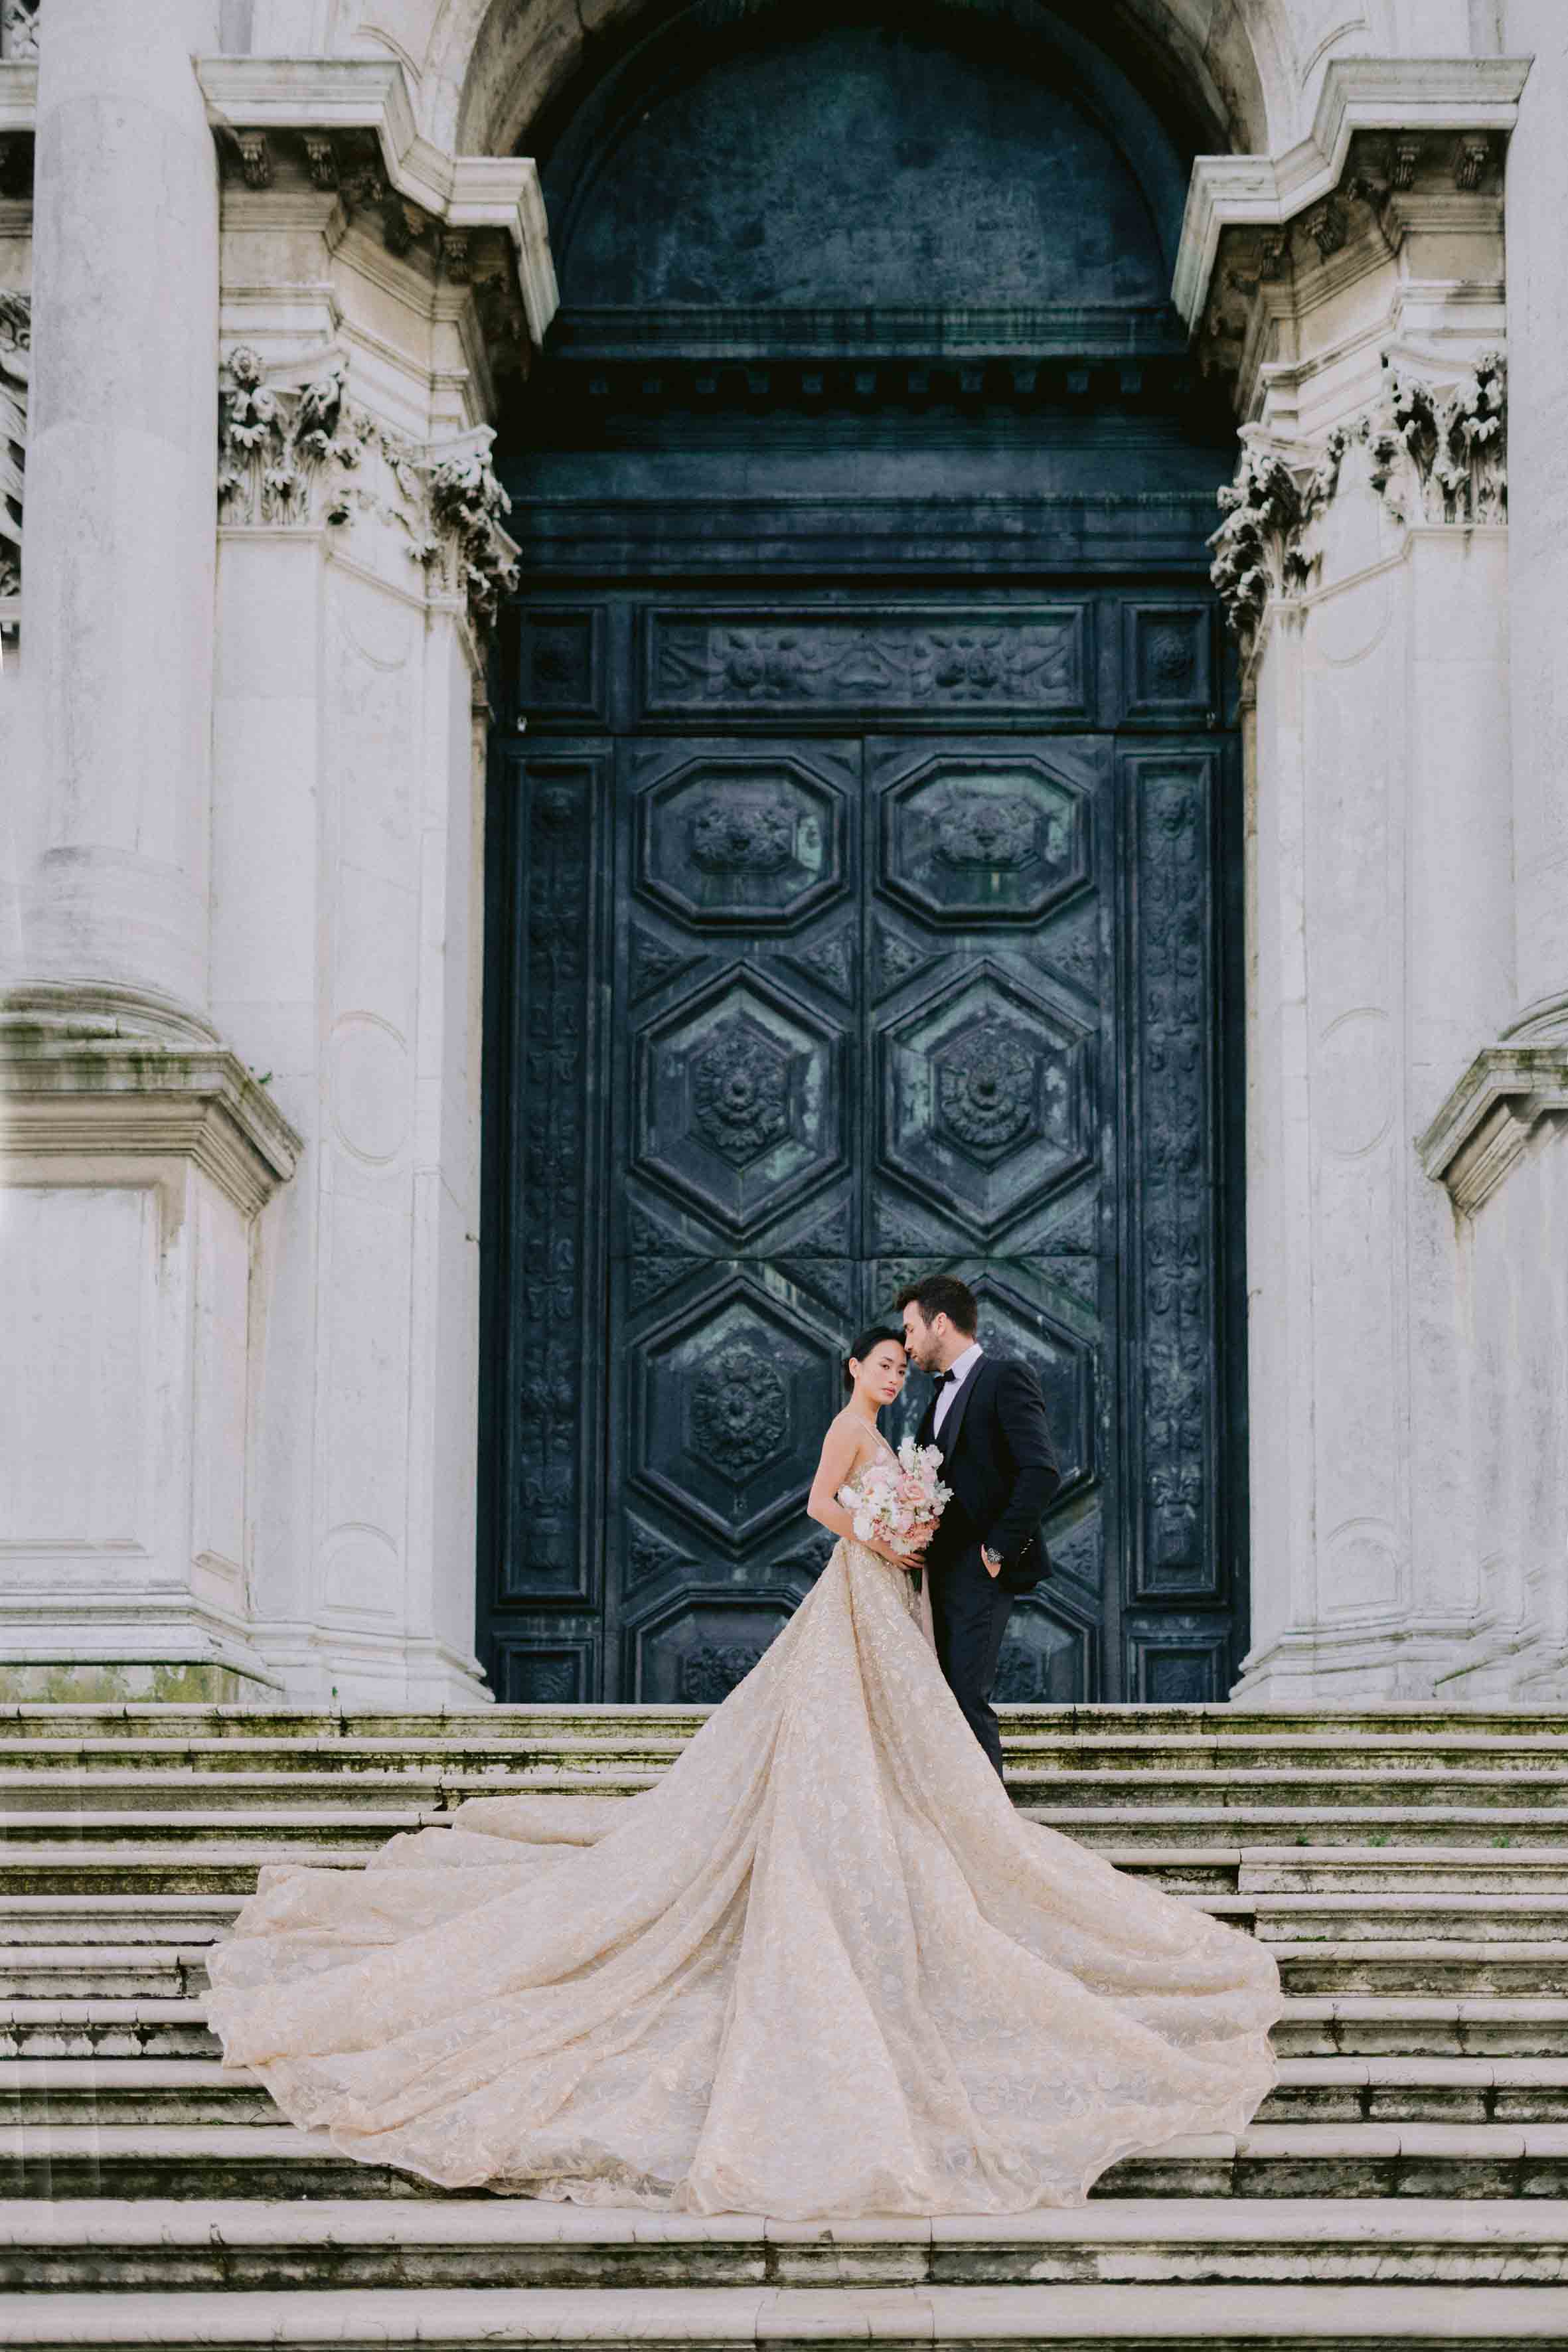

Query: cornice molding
[1418,1032,1568,1219]
[1174,57,1532,329]
[194,56,558,350]
[0,985,303,1219]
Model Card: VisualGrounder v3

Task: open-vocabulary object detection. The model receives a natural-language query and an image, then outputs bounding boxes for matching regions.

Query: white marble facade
[0,0,1562,1706]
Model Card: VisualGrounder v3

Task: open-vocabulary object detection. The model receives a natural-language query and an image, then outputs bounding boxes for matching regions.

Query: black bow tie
[936,1368,958,1386]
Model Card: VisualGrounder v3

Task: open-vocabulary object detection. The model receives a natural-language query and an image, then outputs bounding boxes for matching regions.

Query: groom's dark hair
[894,1275,979,1336]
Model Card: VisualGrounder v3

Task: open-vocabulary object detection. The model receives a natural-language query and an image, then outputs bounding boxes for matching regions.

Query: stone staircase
[5,1702,1568,2345]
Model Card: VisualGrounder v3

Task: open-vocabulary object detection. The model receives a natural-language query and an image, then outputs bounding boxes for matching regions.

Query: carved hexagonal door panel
[880,967,1095,1244]
[485,609,1241,1707]
[635,969,846,1237]
[631,1285,840,1546]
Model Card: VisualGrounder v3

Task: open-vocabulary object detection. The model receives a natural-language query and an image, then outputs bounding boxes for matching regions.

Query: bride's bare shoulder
[819,1407,866,1459]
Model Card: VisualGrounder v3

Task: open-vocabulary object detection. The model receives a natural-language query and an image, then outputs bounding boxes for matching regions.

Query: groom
[896,1276,1060,1780]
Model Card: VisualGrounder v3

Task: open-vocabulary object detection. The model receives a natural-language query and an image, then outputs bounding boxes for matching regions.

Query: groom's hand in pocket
[981,1546,1002,1579]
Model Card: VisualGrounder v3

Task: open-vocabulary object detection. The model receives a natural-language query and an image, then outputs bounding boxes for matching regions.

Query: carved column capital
[1210,350,1508,647]
[0,1,38,61]
[217,342,520,641]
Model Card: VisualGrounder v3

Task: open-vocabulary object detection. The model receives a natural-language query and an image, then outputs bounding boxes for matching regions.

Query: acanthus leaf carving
[218,346,520,638]
[0,0,39,59]
[1212,347,1505,643]
[1208,430,1344,643]
[1369,350,1506,528]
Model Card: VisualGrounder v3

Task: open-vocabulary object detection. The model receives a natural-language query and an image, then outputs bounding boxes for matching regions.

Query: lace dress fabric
[204,1478,1282,2217]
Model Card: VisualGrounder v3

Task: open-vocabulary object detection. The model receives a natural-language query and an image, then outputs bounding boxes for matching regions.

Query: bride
[204,1326,1281,2217]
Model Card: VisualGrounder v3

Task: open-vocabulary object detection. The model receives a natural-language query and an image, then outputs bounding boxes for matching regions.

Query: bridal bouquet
[842,1437,953,1556]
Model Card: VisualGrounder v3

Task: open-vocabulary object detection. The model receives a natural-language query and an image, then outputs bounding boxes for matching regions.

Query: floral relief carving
[652,612,1082,716]
[689,795,795,874]
[1135,775,1214,1585]
[0,291,27,622]
[514,777,591,1567]
[680,1640,766,1702]
[217,346,519,637]
[935,1026,1038,1156]
[690,1018,793,1167]
[689,1344,790,1480]
[933,795,1036,870]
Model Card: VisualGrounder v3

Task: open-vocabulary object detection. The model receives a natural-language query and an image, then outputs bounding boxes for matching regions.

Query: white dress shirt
[933,1340,984,1438]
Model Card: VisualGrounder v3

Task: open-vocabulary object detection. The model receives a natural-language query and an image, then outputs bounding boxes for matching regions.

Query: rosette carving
[689,1345,789,1478]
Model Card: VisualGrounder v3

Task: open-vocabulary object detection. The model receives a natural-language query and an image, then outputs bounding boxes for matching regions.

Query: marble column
[21,0,220,1015]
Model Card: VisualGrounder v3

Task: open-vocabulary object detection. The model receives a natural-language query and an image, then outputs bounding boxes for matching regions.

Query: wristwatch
[982,1545,1002,1575]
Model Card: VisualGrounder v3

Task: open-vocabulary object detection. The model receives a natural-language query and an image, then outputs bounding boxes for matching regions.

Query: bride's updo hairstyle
[844,1324,906,1393]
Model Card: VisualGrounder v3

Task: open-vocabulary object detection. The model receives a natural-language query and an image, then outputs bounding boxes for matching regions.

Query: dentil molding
[0,984,303,1221]
[1210,349,1506,644]
[195,57,557,359]
[218,343,520,636]
[1174,56,1531,330]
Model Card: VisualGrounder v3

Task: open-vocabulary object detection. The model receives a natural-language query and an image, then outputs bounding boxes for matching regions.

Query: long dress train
[204,1491,1282,2217]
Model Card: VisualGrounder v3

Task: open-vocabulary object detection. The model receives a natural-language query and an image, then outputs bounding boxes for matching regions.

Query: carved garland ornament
[1211,352,1506,641]
[0,290,27,625]
[217,346,520,637]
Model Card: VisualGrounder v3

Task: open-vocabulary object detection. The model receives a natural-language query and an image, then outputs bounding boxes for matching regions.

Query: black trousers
[929,1543,1013,1780]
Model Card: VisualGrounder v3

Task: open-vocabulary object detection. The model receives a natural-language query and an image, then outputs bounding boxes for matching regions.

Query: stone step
[12,1747,1568,1802]
[3,1814,1558,1893]
[1270,1943,1568,1997]
[15,2055,1568,2131]
[11,1876,1568,1944]
[1036,1809,1568,1849]
[11,1731,1568,1775]
[13,1994,1568,2064]
[13,1779,1568,1851]
[14,1936,1568,2002]
[2,2196,1567,2292]
[6,1703,1568,1742]
[10,2121,1568,2202]
[3,2281,1568,2349]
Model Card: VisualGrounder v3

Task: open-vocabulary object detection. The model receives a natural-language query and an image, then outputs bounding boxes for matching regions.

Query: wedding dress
[204,1456,1283,2216]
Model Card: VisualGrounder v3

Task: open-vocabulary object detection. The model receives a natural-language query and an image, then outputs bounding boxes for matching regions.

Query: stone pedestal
[0,987,300,1697]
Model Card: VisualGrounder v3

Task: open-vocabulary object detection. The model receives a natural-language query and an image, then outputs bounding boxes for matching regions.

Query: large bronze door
[482,591,1243,1703]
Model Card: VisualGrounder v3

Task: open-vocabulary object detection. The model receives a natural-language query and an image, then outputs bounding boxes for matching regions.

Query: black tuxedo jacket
[917,1354,1061,1593]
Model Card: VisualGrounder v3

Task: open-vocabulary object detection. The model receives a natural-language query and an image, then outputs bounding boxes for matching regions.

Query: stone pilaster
[202,62,552,1705]
[1180,65,1526,1704]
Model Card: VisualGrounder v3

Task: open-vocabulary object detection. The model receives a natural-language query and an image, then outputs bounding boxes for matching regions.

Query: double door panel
[484,595,1239,1705]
